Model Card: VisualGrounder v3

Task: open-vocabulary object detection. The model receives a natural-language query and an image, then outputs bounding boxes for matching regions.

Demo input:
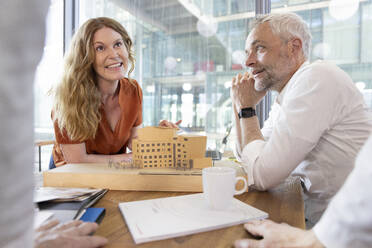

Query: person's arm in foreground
[34,220,107,248]
[312,135,372,248]
[234,219,324,248]
[235,135,372,248]
[0,1,48,247]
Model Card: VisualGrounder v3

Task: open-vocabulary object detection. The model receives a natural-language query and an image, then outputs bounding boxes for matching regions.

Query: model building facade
[132,127,211,169]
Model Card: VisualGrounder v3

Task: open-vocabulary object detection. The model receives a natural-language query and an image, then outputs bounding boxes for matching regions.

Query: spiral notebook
[119,193,268,244]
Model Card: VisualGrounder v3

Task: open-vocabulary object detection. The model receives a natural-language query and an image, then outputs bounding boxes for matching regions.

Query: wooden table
[94,177,305,248]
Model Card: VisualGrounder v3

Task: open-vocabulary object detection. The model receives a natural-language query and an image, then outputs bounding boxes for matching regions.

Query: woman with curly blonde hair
[51,17,142,167]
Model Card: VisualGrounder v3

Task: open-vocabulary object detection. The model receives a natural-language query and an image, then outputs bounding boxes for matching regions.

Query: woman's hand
[119,152,133,162]
[158,120,182,128]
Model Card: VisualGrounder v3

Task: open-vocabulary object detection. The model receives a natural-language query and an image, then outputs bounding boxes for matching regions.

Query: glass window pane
[362,2,372,63]
[270,0,372,108]
[33,0,64,170]
[34,0,63,140]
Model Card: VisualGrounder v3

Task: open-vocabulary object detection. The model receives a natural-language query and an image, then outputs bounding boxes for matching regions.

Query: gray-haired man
[231,12,372,227]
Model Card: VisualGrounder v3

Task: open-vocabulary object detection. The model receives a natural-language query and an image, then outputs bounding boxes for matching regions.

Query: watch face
[239,108,256,118]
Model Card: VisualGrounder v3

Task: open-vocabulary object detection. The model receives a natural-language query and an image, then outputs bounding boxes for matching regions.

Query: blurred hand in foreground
[234,219,324,248]
[34,219,108,248]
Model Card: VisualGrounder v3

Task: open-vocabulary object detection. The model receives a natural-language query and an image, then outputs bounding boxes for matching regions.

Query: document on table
[34,187,105,203]
[36,187,108,223]
[119,193,268,244]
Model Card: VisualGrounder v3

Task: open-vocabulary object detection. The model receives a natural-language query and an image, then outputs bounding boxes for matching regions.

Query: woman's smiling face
[92,27,129,84]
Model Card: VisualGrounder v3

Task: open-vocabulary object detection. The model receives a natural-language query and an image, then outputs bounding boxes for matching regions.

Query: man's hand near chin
[34,219,108,248]
[231,72,267,110]
[234,219,324,248]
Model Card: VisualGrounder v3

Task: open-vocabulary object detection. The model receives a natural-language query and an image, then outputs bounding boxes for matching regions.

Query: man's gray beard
[254,76,276,92]
[256,65,290,92]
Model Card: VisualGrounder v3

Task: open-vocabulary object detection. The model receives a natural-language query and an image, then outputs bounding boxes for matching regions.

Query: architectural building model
[131,127,212,170]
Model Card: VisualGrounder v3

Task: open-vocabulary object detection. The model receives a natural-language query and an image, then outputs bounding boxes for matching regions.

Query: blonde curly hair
[53,17,135,142]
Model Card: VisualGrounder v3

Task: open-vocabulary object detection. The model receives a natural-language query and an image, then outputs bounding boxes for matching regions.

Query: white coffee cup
[202,167,248,210]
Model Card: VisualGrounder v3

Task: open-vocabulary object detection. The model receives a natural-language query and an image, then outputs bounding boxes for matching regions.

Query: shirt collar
[275,61,309,105]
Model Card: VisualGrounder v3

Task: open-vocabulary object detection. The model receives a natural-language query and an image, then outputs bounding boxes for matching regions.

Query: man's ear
[287,38,303,56]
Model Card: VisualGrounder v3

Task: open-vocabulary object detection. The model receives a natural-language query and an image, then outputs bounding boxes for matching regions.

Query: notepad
[119,193,268,244]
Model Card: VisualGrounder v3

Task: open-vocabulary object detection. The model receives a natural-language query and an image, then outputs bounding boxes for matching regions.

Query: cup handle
[234,176,248,195]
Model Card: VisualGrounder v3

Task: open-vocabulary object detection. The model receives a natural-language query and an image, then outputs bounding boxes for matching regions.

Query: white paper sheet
[119,193,268,244]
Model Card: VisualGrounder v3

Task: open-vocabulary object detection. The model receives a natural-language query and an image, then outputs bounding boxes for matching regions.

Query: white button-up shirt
[313,135,372,248]
[236,60,372,225]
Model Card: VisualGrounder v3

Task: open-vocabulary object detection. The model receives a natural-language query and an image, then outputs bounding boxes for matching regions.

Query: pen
[73,189,108,220]
[74,209,86,220]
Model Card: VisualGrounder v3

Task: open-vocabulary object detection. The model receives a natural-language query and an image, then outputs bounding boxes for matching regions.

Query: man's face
[245,23,294,92]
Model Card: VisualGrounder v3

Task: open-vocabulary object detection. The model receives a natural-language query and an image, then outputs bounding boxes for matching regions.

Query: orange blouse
[52,78,143,167]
